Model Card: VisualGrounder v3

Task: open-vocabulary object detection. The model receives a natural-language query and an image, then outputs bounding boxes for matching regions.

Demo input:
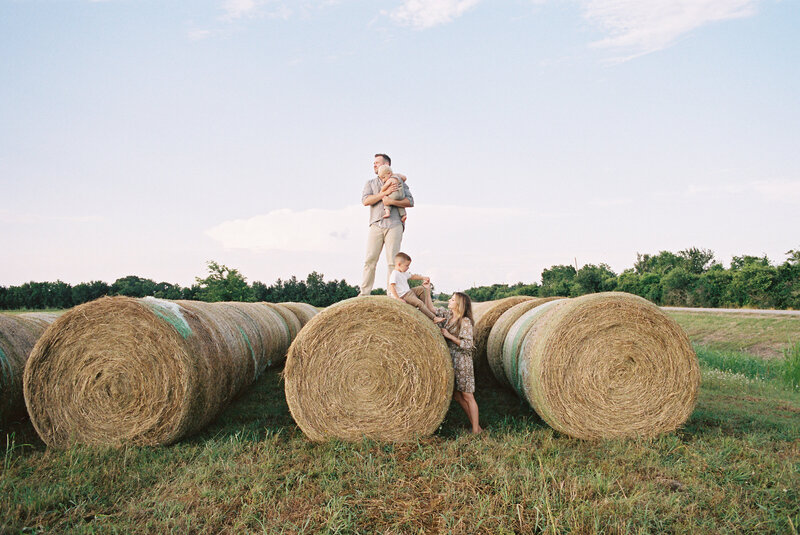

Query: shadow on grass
[192,369,548,444]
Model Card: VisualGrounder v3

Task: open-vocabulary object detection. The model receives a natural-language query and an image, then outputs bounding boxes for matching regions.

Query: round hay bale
[472,296,538,382]
[279,302,319,328]
[261,302,302,342]
[23,297,288,447]
[470,301,497,324]
[0,313,58,425]
[505,292,700,439]
[486,297,563,386]
[284,296,453,442]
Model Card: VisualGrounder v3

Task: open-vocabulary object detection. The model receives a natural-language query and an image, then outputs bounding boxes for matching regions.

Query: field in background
[2,308,799,533]
[667,310,800,359]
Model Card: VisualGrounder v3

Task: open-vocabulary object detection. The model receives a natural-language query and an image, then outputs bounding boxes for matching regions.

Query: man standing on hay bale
[359,153,414,296]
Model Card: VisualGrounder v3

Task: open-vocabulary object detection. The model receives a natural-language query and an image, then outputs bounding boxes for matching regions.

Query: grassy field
[2,311,799,533]
[666,310,800,359]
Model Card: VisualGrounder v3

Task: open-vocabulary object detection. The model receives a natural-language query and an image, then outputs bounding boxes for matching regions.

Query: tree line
[0,261,358,310]
[3,248,799,311]
[463,247,800,310]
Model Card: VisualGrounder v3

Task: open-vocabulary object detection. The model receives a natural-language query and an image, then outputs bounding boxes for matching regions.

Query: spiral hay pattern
[284,296,453,442]
[23,297,290,448]
[0,313,58,426]
[500,292,700,439]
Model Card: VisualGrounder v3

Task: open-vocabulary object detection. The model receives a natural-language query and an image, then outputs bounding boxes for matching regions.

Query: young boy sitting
[389,252,444,323]
[377,164,408,224]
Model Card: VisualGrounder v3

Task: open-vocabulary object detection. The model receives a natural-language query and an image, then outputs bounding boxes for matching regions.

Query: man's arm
[382,182,414,208]
[362,180,399,207]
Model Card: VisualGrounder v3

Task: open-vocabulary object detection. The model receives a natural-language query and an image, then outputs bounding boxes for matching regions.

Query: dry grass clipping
[284,296,453,442]
[23,297,291,448]
[278,302,319,328]
[0,313,58,426]
[472,296,538,382]
[486,297,562,386]
[503,292,700,439]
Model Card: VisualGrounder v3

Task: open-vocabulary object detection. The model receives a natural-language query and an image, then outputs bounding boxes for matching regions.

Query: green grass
[2,309,800,533]
[666,310,800,359]
[2,360,799,534]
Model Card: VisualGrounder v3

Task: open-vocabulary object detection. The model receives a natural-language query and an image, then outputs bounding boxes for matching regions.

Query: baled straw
[0,313,58,425]
[470,301,497,324]
[23,297,290,448]
[261,302,302,342]
[279,302,319,328]
[486,297,562,386]
[504,292,700,439]
[472,296,538,381]
[284,296,453,442]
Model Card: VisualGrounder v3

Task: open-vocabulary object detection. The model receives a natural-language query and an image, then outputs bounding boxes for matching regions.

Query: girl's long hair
[449,292,474,332]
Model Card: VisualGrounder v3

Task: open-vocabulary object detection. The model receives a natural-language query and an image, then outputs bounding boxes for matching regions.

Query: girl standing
[439,292,482,434]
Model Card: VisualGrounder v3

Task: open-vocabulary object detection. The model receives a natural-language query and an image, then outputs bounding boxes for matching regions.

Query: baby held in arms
[388,252,444,324]
[377,164,408,224]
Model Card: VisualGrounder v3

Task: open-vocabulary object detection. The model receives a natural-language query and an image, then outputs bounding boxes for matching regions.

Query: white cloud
[583,0,760,59]
[686,178,800,203]
[389,0,482,29]
[204,204,579,291]
[222,0,261,20]
[221,0,292,21]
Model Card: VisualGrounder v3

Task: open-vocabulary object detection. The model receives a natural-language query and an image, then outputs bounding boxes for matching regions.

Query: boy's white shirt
[389,269,412,297]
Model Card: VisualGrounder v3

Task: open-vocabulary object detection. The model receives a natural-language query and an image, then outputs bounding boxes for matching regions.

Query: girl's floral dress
[437,308,476,393]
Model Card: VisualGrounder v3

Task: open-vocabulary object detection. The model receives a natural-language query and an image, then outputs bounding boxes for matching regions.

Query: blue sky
[2,0,798,292]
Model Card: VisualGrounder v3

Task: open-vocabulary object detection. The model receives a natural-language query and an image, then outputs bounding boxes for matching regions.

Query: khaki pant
[402,286,436,320]
[359,223,403,296]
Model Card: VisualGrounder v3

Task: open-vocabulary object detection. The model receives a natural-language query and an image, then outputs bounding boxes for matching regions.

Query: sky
[2,0,798,292]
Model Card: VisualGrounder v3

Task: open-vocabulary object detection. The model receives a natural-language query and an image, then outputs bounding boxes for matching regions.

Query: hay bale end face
[0,313,58,425]
[23,297,289,448]
[507,292,700,439]
[284,296,453,442]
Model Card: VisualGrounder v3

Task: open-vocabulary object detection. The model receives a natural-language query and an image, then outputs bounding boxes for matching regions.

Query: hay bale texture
[486,297,562,386]
[472,296,538,382]
[23,297,294,448]
[278,302,319,328]
[499,292,700,439]
[284,296,453,442]
[0,313,58,426]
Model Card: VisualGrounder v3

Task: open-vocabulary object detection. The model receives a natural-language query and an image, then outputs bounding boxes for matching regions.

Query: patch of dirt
[744,342,786,360]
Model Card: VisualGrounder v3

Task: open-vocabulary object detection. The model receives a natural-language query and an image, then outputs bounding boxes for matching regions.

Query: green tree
[661,267,697,306]
[71,281,111,305]
[111,276,157,298]
[678,247,716,274]
[574,264,617,295]
[195,261,253,302]
[540,265,576,297]
[153,282,184,300]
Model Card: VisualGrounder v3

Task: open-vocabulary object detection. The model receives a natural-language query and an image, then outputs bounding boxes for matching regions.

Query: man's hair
[375,153,391,166]
[377,164,393,176]
[395,251,411,263]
